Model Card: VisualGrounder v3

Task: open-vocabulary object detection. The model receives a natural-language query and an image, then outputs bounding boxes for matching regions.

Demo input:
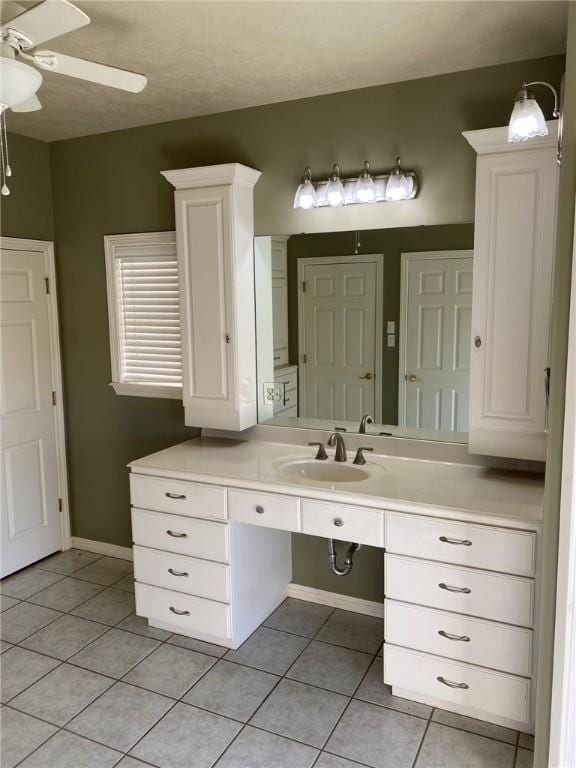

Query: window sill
[110,382,182,400]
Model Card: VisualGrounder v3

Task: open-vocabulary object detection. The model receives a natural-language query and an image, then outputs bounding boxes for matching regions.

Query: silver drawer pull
[166,530,188,538]
[439,536,472,546]
[437,676,469,690]
[255,505,265,514]
[165,492,186,500]
[333,518,344,527]
[168,568,189,577]
[438,630,471,642]
[169,606,190,616]
[439,582,471,594]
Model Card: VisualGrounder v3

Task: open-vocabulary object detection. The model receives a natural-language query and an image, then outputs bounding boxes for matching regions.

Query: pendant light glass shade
[326,163,345,207]
[294,167,317,209]
[0,57,42,109]
[354,161,376,203]
[385,158,413,201]
[508,86,548,142]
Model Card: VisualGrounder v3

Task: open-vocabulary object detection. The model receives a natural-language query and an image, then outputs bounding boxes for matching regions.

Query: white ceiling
[4,0,568,142]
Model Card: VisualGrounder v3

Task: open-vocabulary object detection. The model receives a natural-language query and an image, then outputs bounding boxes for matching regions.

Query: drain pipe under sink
[328,539,360,576]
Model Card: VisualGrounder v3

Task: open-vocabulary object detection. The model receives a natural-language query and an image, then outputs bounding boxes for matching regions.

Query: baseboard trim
[287,583,384,618]
[71,537,133,561]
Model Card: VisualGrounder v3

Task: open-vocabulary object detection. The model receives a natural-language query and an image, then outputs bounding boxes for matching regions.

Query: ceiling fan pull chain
[0,111,10,196]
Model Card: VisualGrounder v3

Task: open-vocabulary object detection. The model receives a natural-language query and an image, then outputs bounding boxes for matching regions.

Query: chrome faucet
[327,432,347,462]
[359,414,373,434]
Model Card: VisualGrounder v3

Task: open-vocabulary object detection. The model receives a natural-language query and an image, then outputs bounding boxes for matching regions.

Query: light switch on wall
[387,334,396,348]
[387,321,396,334]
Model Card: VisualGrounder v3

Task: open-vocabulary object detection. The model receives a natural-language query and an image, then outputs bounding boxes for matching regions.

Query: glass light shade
[385,173,413,201]
[0,57,42,108]
[326,178,345,207]
[508,96,548,142]
[294,179,317,209]
[354,176,376,203]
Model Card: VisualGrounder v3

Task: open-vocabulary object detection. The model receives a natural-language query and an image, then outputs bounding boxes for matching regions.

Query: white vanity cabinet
[383,511,538,731]
[161,164,261,431]
[463,123,559,460]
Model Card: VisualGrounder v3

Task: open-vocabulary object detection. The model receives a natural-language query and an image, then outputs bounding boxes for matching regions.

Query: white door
[1,246,61,576]
[299,257,382,422]
[399,251,473,432]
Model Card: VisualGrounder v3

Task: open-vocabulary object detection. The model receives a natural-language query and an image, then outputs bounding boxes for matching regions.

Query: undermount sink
[278,459,370,483]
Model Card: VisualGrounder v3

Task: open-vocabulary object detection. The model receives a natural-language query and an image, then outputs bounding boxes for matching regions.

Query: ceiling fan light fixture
[0,55,42,109]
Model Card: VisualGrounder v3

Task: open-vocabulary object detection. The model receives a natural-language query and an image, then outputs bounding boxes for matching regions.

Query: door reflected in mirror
[255,225,473,443]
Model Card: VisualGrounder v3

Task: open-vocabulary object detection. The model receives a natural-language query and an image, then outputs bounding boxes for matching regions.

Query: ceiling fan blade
[11,94,42,112]
[1,0,89,47]
[33,50,147,93]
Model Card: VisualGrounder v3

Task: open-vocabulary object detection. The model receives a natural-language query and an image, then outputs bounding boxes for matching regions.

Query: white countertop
[129,438,544,527]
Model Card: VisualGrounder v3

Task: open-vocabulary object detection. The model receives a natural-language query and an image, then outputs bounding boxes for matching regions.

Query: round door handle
[333,518,344,527]
[255,505,265,514]
[359,373,374,380]
[406,374,421,382]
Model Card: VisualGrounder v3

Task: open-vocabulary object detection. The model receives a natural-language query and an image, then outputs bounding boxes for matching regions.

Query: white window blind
[105,233,182,398]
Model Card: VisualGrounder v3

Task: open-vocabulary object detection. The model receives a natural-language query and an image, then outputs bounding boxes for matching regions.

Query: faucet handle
[308,442,328,460]
[353,447,374,465]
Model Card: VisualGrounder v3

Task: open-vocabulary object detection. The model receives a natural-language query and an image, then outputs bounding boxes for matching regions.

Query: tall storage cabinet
[162,164,261,430]
[463,123,559,460]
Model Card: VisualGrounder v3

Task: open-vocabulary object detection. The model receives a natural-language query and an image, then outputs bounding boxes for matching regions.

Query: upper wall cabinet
[463,123,559,461]
[162,164,261,430]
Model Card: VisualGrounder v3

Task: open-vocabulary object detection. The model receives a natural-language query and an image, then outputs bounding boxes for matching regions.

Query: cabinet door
[271,237,287,278]
[470,147,558,460]
[175,185,235,421]
[272,278,289,367]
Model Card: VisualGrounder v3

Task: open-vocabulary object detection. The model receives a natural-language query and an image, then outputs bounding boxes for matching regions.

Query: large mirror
[255,224,474,442]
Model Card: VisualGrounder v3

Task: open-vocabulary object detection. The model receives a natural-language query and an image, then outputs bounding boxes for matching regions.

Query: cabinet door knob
[168,568,189,577]
[333,518,344,527]
[255,505,265,514]
[166,530,188,538]
[169,606,191,616]
[437,676,469,690]
[439,536,472,546]
[474,336,482,348]
[165,492,186,500]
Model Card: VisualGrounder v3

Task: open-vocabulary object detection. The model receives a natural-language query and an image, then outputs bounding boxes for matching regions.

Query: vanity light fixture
[294,158,419,210]
[384,157,414,202]
[507,81,559,143]
[354,161,376,203]
[326,163,345,207]
[293,167,317,210]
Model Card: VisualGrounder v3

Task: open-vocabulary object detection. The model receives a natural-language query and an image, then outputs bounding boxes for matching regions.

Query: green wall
[534,6,576,767]
[286,224,474,425]
[10,53,564,601]
[0,133,54,240]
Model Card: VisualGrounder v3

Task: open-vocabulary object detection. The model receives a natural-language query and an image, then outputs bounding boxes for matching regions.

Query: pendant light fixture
[508,81,559,143]
[354,161,376,203]
[384,157,414,201]
[293,167,317,209]
[326,163,345,207]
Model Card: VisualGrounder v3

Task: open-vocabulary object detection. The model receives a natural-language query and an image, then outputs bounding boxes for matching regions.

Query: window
[104,232,182,398]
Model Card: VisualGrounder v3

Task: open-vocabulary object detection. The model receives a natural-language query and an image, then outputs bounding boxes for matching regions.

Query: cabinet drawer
[134,546,229,603]
[301,500,383,547]
[383,645,531,725]
[386,512,536,576]
[228,489,300,531]
[130,474,227,521]
[135,582,231,639]
[131,508,229,563]
[385,600,533,676]
[385,554,534,626]
[274,368,297,391]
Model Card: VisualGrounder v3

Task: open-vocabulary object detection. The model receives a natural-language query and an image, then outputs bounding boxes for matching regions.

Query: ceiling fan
[0,0,148,194]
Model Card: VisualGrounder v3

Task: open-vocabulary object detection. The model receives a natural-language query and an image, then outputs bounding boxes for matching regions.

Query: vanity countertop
[129,438,544,527]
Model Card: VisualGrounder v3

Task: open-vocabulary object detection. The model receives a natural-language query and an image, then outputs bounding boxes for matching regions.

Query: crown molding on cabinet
[161,163,261,190]
[463,120,558,154]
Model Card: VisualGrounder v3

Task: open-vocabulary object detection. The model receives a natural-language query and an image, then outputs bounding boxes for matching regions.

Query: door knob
[406,374,421,382]
[359,373,374,380]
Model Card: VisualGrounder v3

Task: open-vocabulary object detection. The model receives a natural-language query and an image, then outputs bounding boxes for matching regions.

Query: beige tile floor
[0,550,535,768]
